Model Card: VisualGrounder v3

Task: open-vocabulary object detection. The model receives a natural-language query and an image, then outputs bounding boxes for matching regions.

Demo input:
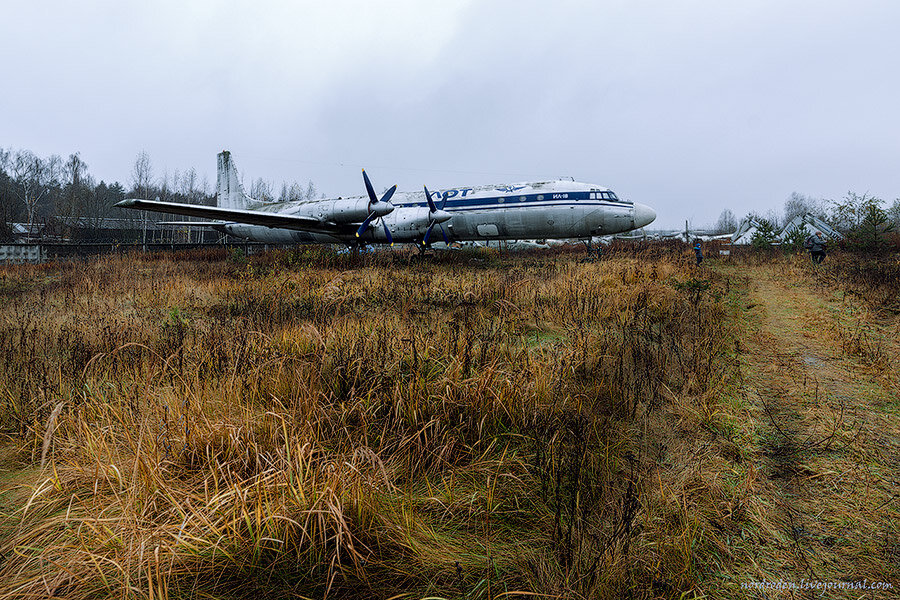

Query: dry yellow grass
[0,246,894,598]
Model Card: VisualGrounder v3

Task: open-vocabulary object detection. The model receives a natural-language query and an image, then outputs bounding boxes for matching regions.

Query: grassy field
[0,246,896,599]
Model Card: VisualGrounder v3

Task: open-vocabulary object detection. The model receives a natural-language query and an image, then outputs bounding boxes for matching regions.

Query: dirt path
[736,264,899,596]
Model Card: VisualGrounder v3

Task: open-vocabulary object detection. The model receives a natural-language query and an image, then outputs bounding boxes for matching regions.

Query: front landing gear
[579,239,604,262]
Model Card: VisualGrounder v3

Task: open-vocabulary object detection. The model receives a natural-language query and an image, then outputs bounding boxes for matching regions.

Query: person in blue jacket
[693,240,703,266]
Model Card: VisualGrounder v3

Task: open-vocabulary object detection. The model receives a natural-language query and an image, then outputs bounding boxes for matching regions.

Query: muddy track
[738,265,899,596]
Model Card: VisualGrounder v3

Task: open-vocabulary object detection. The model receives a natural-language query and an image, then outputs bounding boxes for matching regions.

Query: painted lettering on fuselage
[429,188,473,200]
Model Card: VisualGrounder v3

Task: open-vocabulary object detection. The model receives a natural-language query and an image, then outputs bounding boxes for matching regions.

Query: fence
[0,242,272,264]
[0,245,45,264]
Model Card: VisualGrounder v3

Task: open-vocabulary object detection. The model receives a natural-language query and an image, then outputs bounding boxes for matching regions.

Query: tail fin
[216,150,255,208]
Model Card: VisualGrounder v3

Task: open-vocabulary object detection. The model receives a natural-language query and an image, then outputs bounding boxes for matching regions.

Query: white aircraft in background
[116,151,656,249]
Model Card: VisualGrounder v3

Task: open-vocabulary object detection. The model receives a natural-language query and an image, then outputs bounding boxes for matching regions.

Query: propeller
[356,169,396,245]
[422,185,452,246]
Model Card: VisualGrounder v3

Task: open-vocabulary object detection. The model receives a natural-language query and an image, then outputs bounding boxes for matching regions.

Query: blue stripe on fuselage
[395,191,632,210]
[445,202,624,213]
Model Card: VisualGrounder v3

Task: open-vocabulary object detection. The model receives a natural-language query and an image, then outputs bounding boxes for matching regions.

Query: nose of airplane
[633,203,656,228]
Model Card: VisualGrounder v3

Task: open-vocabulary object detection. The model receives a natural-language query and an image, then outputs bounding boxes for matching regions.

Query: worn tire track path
[735,263,899,597]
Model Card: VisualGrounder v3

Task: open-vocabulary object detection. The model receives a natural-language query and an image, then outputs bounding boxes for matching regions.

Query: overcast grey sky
[3,0,899,228]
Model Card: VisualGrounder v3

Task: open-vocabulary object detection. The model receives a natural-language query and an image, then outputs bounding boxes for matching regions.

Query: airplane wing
[114,199,338,232]
[158,221,225,227]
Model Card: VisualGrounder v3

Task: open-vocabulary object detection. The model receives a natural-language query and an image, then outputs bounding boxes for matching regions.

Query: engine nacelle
[391,207,452,235]
[390,207,431,235]
[309,197,394,223]
[319,198,370,223]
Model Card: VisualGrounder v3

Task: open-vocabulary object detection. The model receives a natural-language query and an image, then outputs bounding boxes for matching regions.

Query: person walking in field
[693,240,703,266]
[804,231,827,264]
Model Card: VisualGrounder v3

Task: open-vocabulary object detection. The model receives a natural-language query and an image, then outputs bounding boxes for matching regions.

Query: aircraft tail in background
[216,150,255,209]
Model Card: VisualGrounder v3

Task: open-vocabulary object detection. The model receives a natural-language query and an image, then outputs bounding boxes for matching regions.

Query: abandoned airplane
[115,151,656,247]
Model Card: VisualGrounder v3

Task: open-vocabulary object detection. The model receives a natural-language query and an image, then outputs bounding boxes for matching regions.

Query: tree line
[3,144,897,250]
[709,191,900,251]
[0,146,321,242]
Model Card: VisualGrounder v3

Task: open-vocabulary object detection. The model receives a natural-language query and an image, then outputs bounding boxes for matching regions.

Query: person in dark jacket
[804,231,827,263]
[693,240,703,266]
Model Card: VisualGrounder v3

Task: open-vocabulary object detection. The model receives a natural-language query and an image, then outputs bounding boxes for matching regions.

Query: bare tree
[77,173,108,228]
[180,167,200,202]
[276,178,320,203]
[288,182,304,202]
[60,153,89,219]
[0,147,11,173]
[171,169,181,198]
[159,170,171,202]
[762,208,781,230]
[174,168,203,242]
[42,154,65,228]
[305,180,319,201]
[65,153,87,188]
[784,192,825,224]
[200,175,211,199]
[0,148,15,239]
[131,151,153,200]
[251,177,274,203]
[46,154,64,186]
[131,151,154,250]
[714,209,737,234]
[11,150,49,241]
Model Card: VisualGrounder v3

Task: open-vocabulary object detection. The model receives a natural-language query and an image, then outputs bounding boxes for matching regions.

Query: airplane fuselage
[220,181,652,245]
[116,151,656,246]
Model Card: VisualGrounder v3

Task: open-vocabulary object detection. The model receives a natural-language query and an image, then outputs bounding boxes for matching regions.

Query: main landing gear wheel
[579,239,604,262]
